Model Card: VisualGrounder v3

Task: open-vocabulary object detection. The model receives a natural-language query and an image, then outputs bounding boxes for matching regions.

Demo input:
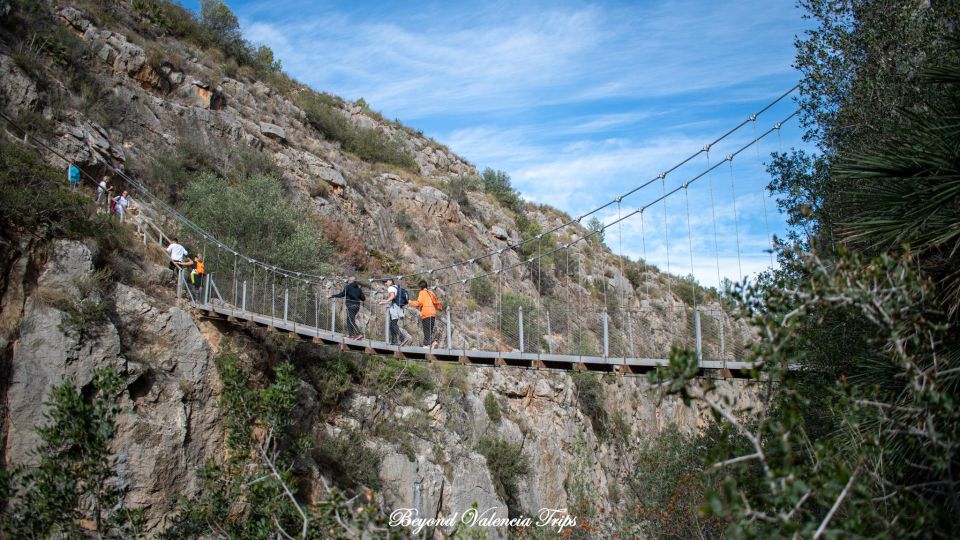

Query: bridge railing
[138,208,749,365]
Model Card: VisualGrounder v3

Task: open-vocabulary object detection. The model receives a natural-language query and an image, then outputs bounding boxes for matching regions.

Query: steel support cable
[660,176,672,299]
[705,151,724,297]
[640,209,650,299]
[617,200,626,310]
[367,85,799,282]
[684,186,697,308]
[0,111,339,287]
[728,159,744,284]
[754,120,776,267]
[1,86,798,288]
[432,109,799,291]
[2,102,799,298]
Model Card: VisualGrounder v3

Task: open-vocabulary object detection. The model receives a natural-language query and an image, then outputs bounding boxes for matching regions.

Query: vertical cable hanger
[728,157,744,284]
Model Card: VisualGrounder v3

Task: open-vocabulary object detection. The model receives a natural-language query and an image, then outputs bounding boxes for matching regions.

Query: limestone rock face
[0,55,39,114]
[3,241,223,534]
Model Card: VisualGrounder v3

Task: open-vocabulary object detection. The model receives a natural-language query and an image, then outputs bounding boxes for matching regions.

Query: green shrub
[571,372,608,440]
[476,436,529,517]
[298,93,416,169]
[180,172,332,274]
[480,168,521,211]
[312,429,382,490]
[0,367,144,537]
[627,425,727,538]
[445,174,482,211]
[470,276,495,306]
[484,393,501,424]
[0,140,124,250]
[586,216,606,245]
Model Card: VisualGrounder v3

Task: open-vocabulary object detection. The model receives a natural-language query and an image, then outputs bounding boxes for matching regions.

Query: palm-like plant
[834,36,960,317]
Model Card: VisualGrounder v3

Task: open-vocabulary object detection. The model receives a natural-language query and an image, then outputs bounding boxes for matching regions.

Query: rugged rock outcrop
[2,240,224,532]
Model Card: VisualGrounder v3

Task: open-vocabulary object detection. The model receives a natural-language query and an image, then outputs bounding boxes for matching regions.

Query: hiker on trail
[95,176,113,209]
[379,278,411,346]
[112,190,130,223]
[329,276,365,339]
[67,163,80,191]
[409,280,443,348]
[166,237,189,269]
[189,255,205,300]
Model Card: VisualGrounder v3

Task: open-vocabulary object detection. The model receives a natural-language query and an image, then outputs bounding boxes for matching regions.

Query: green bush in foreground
[0,367,144,538]
[476,436,529,518]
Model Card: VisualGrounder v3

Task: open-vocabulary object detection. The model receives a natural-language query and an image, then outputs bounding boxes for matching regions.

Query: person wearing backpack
[379,278,411,346]
[409,280,443,348]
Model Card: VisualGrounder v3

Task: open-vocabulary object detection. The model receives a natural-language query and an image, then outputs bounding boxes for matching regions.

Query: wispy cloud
[209,0,811,282]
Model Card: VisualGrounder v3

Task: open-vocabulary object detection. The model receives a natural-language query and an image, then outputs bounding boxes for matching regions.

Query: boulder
[260,121,286,142]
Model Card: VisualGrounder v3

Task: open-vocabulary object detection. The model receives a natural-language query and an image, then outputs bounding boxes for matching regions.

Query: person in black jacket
[329,276,365,339]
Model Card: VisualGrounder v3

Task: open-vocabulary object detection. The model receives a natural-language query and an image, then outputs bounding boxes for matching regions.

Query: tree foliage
[180,172,332,274]
[650,8,960,536]
[0,367,144,538]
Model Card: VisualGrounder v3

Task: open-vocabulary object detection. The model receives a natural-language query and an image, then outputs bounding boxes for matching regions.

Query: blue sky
[182,0,812,288]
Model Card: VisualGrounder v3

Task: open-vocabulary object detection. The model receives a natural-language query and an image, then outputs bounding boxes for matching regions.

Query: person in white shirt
[378,278,411,345]
[95,176,111,208]
[113,191,130,223]
[166,237,188,268]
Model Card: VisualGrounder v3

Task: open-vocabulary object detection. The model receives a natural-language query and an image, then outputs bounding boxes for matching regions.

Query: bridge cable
[368,85,799,283]
[660,176,672,301]
[429,109,799,291]
[754,120,776,267]
[728,158,744,284]
[684,184,697,309]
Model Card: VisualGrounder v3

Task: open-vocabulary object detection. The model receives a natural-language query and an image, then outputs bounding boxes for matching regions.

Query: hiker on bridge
[165,237,192,270]
[379,278,411,346]
[329,276,365,339]
[189,255,205,299]
[409,280,442,348]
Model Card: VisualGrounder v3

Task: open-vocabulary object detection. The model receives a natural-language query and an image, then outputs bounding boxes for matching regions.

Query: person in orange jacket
[408,280,443,348]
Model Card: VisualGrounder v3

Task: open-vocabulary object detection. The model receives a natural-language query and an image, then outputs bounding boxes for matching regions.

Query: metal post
[384,306,390,343]
[242,281,247,312]
[176,267,183,299]
[518,306,525,353]
[627,311,635,358]
[719,315,725,357]
[330,300,336,332]
[602,310,609,357]
[445,310,452,349]
[695,307,703,364]
[545,310,553,354]
[283,288,289,323]
[204,274,211,304]
[314,292,319,329]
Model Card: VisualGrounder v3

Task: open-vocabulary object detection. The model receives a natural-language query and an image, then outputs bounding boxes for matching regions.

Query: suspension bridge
[1,86,800,378]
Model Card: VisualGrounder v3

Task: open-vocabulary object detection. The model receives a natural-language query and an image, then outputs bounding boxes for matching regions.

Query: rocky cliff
[0,1,761,537]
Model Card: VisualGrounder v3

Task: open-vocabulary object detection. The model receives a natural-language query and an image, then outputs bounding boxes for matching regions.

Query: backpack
[428,290,443,311]
[393,286,409,307]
